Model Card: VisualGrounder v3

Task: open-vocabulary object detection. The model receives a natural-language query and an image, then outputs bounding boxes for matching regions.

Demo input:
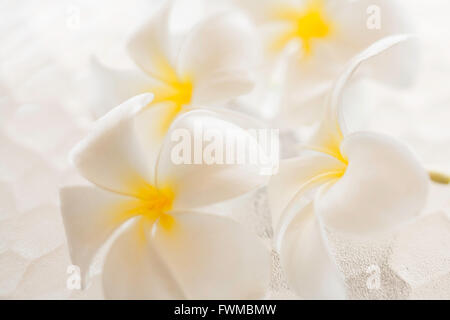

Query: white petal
[156,110,270,209]
[152,211,271,299]
[329,34,414,135]
[198,105,268,130]
[102,218,186,299]
[89,57,154,118]
[127,0,176,83]
[277,80,332,127]
[366,36,419,88]
[281,16,417,127]
[60,186,139,286]
[230,0,296,23]
[191,71,255,106]
[177,11,260,104]
[70,94,155,197]
[316,132,428,235]
[268,153,346,231]
[309,34,414,149]
[134,101,183,167]
[102,212,270,299]
[280,201,346,299]
[280,40,340,127]
[333,0,418,87]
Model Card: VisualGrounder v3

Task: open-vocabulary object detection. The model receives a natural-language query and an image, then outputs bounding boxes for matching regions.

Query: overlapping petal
[156,110,270,210]
[268,153,345,229]
[177,11,259,105]
[65,92,273,299]
[102,218,187,299]
[152,211,271,299]
[316,132,428,235]
[102,212,270,299]
[332,0,418,87]
[280,201,346,299]
[268,34,428,299]
[89,58,155,118]
[70,94,157,197]
[309,34,414,153]
[127,0,176,83]
[134,100,185,159]
[231,0,285,23]
[234,0,418,126]
[60,186,140,286]
[191,71,254,106]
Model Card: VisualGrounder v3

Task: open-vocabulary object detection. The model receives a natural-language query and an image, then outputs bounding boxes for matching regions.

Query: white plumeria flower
[60,94,271,299]
[232,0,418,126]
[91,0,259,131]
[267,35,429,299]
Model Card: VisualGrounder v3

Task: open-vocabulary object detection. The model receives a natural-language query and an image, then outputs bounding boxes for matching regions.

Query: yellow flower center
[312,132,348,165]
[152,77,193,107]
[147,56,194,135]
[117,183,176,234]
[138,184,175,230]
[302,121,348,189]
[271,0,333,55]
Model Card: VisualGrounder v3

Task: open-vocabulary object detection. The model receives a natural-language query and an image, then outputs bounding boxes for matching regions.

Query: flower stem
[428,170,450,184]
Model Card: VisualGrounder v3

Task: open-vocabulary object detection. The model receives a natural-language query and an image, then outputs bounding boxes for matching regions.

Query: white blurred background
[0,0,449,299]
